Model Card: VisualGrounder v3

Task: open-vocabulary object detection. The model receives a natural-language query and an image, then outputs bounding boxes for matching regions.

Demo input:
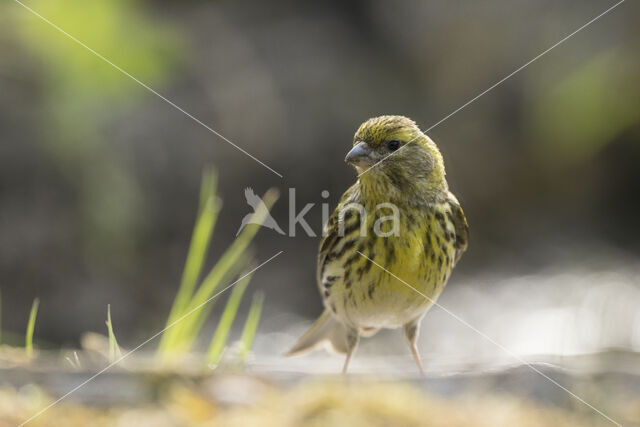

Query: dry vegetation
[1,378,607,427]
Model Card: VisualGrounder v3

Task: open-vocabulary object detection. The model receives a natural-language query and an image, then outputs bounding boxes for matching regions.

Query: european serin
[287,115,468,373]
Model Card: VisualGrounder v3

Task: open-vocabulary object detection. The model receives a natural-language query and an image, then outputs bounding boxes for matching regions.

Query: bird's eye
[387,140,400,151]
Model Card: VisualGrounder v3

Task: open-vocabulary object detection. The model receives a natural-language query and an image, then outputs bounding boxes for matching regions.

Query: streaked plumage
[287,115,468,373]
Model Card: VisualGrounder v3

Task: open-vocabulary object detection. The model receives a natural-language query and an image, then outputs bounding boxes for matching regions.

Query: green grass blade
[158,171,218,354]
[25,298,39,358]
[239,292,264,361]
[205,272,253,366]
[162,188,279,356]
[184,188,278,321]
[170,254,248,354]
[198,168,217,213]
[106,304,122,362]
[175,171,218,315]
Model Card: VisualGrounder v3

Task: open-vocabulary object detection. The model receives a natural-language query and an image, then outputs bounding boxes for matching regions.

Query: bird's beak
[345,141,373,167]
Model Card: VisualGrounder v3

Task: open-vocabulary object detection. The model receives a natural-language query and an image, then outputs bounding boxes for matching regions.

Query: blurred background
[1,0,639,370]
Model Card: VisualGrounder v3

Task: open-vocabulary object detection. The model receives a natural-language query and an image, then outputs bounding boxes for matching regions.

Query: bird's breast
[320,205,457,329]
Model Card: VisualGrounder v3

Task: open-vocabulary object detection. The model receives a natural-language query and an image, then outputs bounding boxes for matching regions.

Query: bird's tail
[285,310,348,356]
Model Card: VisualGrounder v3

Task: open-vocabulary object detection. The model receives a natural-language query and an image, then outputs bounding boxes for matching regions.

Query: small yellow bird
[286,115,468,373]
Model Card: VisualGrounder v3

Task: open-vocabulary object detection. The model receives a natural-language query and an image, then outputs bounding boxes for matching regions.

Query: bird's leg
[404,319,424,375]
[342,328,360,374]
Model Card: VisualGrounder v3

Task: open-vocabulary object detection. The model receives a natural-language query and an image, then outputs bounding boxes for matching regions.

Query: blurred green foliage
[529,49,640,164]
[17,0,179,101]
[13,0,183,264]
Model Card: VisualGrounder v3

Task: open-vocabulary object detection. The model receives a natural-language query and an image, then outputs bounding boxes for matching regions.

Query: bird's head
[346,115,447,199]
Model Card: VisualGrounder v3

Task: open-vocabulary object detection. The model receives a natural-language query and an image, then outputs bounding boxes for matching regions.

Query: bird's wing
[317,184,360,286]
[244,187,263,208]
[447,191,469,266]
